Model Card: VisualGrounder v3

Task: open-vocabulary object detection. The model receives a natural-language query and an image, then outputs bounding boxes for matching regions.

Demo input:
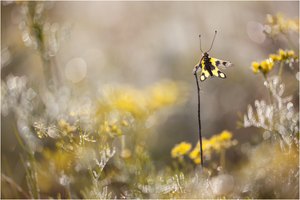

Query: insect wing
[211,57,230,79]
[211,66,226,79]
[210,59,227,79]
[199,59,210,82]
[210,57,232,69]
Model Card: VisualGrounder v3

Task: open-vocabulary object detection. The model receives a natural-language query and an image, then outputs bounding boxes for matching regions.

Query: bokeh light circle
[65,57,87,83]
[247,21,266,44]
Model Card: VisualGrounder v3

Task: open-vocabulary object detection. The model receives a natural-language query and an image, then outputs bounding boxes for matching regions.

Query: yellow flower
[275,13,298,33]
[100,121,122,135]
[193,157,201,164]
[209,135,222,152]
[265,13,299,38]
[147,81,181,111]
[111,124,122,135]
[287,50,295,57]
[171,142,192,158]
[268,49,297,65]
[266,58,274,71]
[219,130,233,141]
[266,14,274,24]
[111,88,146,118]
[269,54,281,61]
[58,119,76,134]
[101,121,110,132]
[287,19,299,32]
[252,59,274,75]
[172,131,236,164]
[188,139,211,164]
[278,49,287,59]
[189,143,202,165]
[43,149,75,172]
[202,139,211,151]
[252,61,260,73]
[96,81,184,120]
[189,146,199,160]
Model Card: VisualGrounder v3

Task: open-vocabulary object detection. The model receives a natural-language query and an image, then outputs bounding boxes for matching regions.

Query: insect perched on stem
[193,30,232,81]
[193,30,232,168]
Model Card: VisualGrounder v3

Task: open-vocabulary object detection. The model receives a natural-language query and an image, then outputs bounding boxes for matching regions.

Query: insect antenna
[199,34,204,53]
[206,30,217,53]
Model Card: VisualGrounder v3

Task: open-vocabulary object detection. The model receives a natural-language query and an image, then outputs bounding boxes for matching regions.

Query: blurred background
[1,1,299,199]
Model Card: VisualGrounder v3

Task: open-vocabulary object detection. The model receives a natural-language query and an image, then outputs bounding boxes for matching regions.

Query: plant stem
[194,73,203,168]
[1,174,30,199]
[263,74,274,106]
[284,34,296,50]
[278,62,284,78]
[12,122,30,155]
[21,154,40,199]
[220,149,226,168]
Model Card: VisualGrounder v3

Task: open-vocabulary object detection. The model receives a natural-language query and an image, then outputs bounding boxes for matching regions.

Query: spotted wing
[211,57,232,79]
[199,58,226,81]
[210,57,232,69]
[211,66,226,79]
[199,59,211,82]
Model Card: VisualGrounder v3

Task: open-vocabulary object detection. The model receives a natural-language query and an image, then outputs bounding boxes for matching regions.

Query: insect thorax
[203,53,211,65]
[203,53,213,70]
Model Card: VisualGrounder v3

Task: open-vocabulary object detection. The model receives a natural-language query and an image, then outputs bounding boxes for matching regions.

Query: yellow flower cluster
[189,142,202,164]
[96,81,184,120]
[43,149,75,172]
[148,82,181,111]
[171,130,237,165]
[189,130,236,164]
[100,120,128,136]
[58,119,76,135]
[252,49,298,75]
[269,49,298,62]
[171,142,192,158]
[265,13,299,36]
[36,149,76,192]
[252,58,274,75]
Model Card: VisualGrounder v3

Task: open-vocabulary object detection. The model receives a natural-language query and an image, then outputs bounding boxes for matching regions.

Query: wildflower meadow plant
[264,13,299,41]
[240,13,299,198]
[171,130,237,167]
[1,2,299,199]
[247,35,299,150]
[252,49,298,76]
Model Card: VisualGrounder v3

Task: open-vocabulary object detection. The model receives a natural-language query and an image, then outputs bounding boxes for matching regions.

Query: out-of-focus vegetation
[1,1,299,199]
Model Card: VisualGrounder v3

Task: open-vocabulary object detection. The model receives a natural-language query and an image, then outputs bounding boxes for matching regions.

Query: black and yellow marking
[194,52,231,82]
